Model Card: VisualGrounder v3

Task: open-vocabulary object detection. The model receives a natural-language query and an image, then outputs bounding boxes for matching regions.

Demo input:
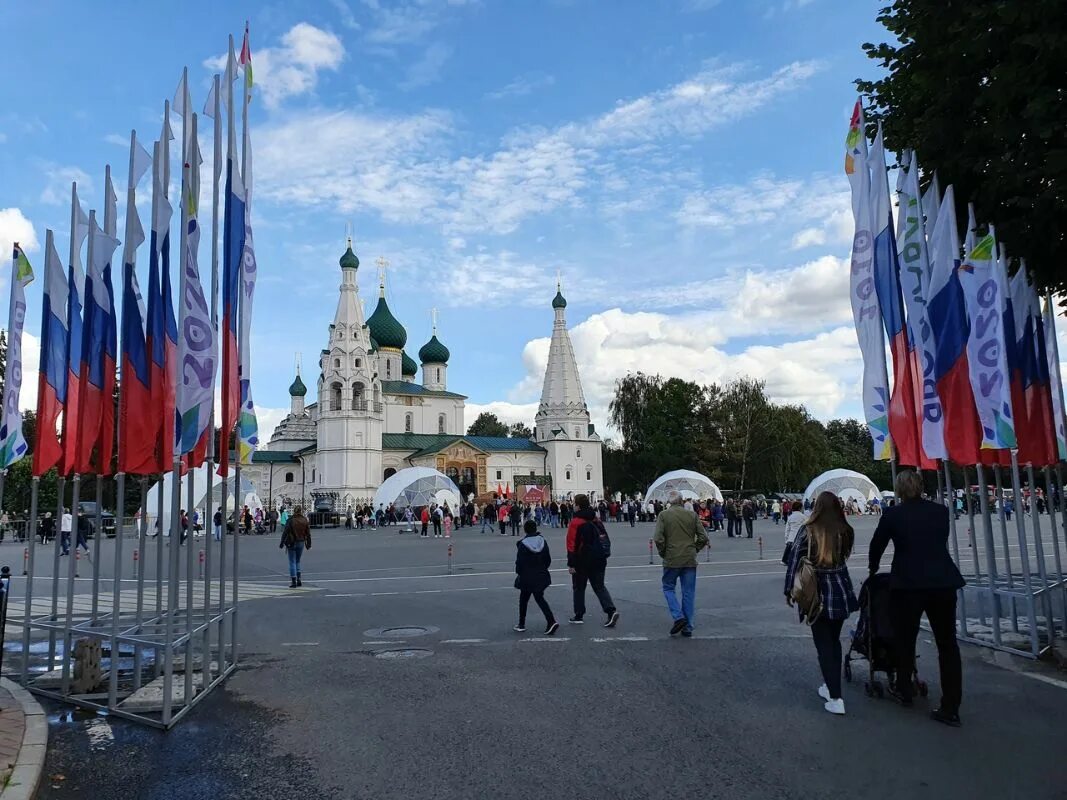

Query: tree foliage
[466,412,510,438]
[508,422,533,440]
[856,0,1067,295]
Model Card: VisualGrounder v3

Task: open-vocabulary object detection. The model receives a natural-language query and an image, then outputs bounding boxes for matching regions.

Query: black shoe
[289,578,297,588]
[545,622,559,636]
[296,574,302,587]
[681,629,693,638]
[605,611,620,628]
[887,685,914,707]
[930,708,961,727]
[670,618,687,636]
[569,616,584,624]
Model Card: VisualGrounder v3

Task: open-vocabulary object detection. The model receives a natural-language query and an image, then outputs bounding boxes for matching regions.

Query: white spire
[334,237,365,328]
[536,286,589,436]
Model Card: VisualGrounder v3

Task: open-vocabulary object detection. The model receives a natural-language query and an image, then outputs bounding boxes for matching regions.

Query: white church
[244,241,604,510]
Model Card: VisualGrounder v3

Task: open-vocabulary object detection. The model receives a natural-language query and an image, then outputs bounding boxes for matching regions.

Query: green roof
[418,334,450,364]
[367,295,407,350]
[380,380,466,399]
[289,373,307,397]
[339,246,360,270]
[381,433,546,457]
[401,350,418,376]
[552,290,567,309]
[251,450,300,463]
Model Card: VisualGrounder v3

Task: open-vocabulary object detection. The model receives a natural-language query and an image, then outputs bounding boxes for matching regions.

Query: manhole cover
[374,648,433,660]
[364,625,439,638]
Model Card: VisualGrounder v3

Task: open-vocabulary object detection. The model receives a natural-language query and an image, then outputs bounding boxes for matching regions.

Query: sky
[5,0,1051,447]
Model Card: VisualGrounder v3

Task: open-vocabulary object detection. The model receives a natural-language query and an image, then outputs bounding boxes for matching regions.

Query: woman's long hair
[806,491,854,568]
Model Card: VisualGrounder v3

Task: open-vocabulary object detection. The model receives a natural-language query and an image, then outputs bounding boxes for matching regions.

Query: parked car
[77,501,116,538]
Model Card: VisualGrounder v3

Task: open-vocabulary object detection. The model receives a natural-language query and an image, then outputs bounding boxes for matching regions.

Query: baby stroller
[844,572,928,699]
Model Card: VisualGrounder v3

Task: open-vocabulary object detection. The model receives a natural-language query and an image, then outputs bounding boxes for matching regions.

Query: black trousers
[432,519,442,536]
[726,519,736,537]
[744,518,754,537]
[891,588,962,714]
[519,589,555,627]
[810,616,845,699]
[572,566,615,618]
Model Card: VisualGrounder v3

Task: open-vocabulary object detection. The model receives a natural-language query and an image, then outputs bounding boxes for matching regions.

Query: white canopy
[645,470,724,504]
[373,467,461,511]
[804,469,880,505]
[144,465,262,534]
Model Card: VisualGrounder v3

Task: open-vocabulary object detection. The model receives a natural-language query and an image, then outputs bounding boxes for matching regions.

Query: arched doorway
[383,467,397,481]
[460,467,476,502]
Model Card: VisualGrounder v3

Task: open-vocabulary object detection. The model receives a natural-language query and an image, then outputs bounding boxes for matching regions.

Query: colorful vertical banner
[33,233,68,476]
[844,100,892,460]
[219,39,243,475]
[237,28,259,465]
[958,225,1016,451]
[1042,296,1067,461]
[60,187,88,476]
[0,245,35,467]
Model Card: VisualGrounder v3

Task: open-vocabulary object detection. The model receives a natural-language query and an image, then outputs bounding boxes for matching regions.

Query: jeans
[572,566,615,618]
[286,543,304,579]
[726,519,737,537]
[61,531,71,555]
[519,590,555,627]
[744,518,754,538]
[891,588,962,714]
[510,517,520,535]
[481,516,493,533]
[810,616,845,699]
[214,524,221,541]
[628,514,636,528]
[550,514,560,529]
[661,567,696,630]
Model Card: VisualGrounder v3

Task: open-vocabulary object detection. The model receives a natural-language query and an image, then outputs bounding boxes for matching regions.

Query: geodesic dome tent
[144,464,262,534]
[372,467,462,511]
[645,470,724,504]
[803,469,880,506]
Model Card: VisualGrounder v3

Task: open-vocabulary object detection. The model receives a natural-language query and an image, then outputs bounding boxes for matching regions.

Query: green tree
[857,0,1067,294]
[466,412,510,438]
[508,422,533,440]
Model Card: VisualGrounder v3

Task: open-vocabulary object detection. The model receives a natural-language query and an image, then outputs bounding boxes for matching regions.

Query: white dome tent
[804,469,880,506]
[645,470,724,504]
[144,465,262,535]
[372,467,461,512]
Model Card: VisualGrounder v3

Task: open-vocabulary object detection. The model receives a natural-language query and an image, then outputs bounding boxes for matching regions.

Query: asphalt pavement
[24,515,1067,799]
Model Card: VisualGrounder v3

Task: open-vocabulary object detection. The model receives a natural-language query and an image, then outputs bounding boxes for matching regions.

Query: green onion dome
[339,246,360,270]
[289,373,307,397]
[401,350,418,377]
[367,296,407,350]
[552,289,567,309]
[418,334,450,364]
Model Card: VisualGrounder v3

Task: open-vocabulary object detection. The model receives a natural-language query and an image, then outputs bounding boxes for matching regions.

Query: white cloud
[0,208,39,258]
[438,250,558,305]
[676,172,847,231]
[40,165,92,206]
[464,401,540,431]
[486,72,555,100]
[399,42,452,90]
[362,0,473,45]
[103,133,128,147]
[790,227,825,249]
[256,59,821,236]
[254,406,291,445]
[206,23,344,109]
[329,0,362,30]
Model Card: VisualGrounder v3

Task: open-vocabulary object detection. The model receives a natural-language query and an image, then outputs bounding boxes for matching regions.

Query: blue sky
[0,0,894,442]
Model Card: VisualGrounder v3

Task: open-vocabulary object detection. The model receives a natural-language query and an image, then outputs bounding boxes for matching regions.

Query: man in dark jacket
[869,470,965,727]
[514,520,558,635]
[565,494,619,627]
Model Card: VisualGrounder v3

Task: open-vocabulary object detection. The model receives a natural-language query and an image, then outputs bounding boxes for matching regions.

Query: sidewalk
[0,679,46,800]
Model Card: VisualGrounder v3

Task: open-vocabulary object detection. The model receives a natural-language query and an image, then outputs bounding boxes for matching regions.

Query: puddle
[363,625,439,638]
[374,648,433,660]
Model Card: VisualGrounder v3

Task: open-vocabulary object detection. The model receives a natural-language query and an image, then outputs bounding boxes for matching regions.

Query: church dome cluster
[401,350,418,377]
[367,293,407,351]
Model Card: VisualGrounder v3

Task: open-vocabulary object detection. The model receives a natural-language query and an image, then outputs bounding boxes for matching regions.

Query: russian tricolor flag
[60,186,88,477]
[219,137,245,476]
[926,186,982,465]
[33,233,68,476]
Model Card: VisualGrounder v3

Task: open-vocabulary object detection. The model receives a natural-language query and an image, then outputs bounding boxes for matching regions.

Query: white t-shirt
[61,513,73,533]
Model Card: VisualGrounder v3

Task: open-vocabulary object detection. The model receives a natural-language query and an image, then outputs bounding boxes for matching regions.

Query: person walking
[654,491,709,637]
[420,506,430,538]
[742,500,755,538]
[40,512,55,544]
[213,507,223,542]
[772,500,782,525]
[279,506,312,588]
[75,512,92,556]
[509,502,522,536]
[432,504,444,538]
[60,509,73,555]
[781,500,807,565]
[513,520,559,635]
[566,494,620,627]
[869,470,965,727]
[784,491,859,716]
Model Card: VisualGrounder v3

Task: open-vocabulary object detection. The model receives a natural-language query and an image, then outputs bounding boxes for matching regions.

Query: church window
[354,358,361,368]
[386,360,392,378]
[330,382,342,411]
[334,358,340,368]
[284,472,294,483]
[438,414,447,434]
[574,428,580,439]
[576,448,581,459]
[496,470,502,480]
[436,368,441,383]
[352,382,365,410]
[566,470,572,481]
[586,470,592,481]
[530,471,535,477]
[311,468,316,482]
[405,413,413,433]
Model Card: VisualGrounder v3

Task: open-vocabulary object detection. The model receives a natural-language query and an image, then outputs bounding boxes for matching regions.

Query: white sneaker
[818,684,831,702]
[824,698,845,715]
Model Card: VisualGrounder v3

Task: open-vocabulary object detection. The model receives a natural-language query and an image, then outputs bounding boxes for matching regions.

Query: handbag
[790,554,823,625]
[780,540,794,566]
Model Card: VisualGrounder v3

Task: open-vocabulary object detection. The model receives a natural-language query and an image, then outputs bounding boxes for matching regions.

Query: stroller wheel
[844,660,852,683]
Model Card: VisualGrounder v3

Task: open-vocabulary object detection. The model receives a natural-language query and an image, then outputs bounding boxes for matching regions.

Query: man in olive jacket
[654,491,710,637]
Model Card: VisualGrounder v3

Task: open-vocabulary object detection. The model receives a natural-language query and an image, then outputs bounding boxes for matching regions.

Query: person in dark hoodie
[514,520,559,634]
[565,494,620,627]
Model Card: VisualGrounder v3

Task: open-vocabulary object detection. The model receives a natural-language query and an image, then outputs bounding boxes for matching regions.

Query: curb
[0,679,46,800]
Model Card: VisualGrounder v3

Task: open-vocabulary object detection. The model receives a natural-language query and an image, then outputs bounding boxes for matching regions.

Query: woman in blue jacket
[514,520,559,635]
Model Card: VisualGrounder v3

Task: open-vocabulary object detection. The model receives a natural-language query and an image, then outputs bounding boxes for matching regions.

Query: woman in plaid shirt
[784,491,859,716]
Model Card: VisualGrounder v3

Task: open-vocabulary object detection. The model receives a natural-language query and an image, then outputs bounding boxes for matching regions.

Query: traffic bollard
[447,543,454,575]
[133,548,139,568]
[75,549,80,578]
[198,550,205,579]
[758,536,763,560]
[706,541,711,563]
[648,539,653,565]
[22,548,28,576]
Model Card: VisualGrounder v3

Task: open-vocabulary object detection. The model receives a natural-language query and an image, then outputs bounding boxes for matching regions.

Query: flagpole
[974,463,1002,646]
[21,476,38,685]
[133,474,147,690]
[205,70,221,681]
[1010,452,1040,652]
[1043,464,1067,625]
[1026,462,1056,639]
[993,464,1019,631]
